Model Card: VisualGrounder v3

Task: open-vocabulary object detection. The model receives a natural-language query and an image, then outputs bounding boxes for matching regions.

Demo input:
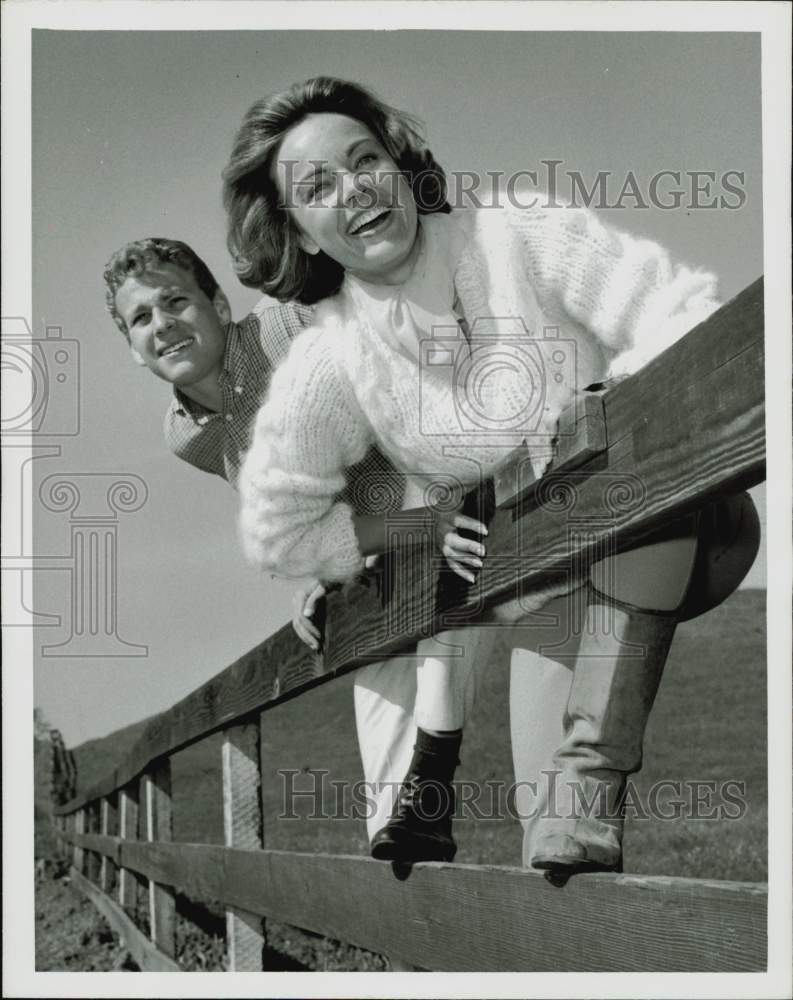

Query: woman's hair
[103,238,219,338]
[222,76,450,304]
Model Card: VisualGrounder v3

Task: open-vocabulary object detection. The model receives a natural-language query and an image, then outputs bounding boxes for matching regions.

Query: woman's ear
[212,288,232,324]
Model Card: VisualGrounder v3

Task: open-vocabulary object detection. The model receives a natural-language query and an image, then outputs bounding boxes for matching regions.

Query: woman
[223,77,759,873]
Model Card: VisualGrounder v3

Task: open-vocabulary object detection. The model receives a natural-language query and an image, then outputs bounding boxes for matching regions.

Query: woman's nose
[340,169,376,207]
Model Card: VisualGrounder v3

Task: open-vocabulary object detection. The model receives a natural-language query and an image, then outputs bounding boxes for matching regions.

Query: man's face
[115,264,230,387]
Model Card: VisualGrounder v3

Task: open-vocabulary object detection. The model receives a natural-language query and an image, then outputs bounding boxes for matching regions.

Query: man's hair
[222,76,450,305]
[103,238,220,337]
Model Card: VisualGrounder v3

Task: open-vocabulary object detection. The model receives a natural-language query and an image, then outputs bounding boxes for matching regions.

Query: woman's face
[273,113,420,285]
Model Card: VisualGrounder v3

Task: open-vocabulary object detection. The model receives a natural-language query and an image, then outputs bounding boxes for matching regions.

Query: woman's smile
[347,206,394,236]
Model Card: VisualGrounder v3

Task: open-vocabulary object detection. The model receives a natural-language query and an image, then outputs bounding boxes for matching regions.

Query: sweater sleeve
[511,203,721,378]
[238,325,373,582]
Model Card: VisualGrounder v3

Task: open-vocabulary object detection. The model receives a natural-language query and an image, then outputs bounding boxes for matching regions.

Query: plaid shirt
[165,298,405,513]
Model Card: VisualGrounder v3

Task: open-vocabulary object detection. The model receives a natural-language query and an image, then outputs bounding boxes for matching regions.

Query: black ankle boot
[370,729,461,863]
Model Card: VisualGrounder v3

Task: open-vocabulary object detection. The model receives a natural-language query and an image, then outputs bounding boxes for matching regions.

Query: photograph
[3,2,791,997]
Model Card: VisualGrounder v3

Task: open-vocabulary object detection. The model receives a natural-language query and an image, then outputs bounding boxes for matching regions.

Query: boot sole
[371,838,456,864]
[531,855,619,875]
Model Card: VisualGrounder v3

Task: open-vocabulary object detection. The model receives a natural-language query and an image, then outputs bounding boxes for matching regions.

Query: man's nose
[152,308,175,335]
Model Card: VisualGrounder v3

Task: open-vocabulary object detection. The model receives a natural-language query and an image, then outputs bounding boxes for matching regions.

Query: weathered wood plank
[144,762,176,959]
[70,867,180,972]
[118,781,140,916]
[59,831,121,863]
[100,795,117,892]
[55,628,322,811]
[53,279,766,816]
[85,801,102,884]
[495,391,608,507]
[222,723,266,971]
[118,844,767,972]
[73,809,85,875]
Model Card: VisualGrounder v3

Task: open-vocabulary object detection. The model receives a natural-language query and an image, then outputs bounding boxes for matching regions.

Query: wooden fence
[52,279,767,972]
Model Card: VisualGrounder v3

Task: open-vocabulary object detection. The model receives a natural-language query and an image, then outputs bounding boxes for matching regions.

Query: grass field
[36,588,767,969]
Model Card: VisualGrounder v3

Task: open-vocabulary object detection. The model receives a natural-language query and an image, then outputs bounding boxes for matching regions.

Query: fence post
[73,808,85,875]
[100,793,118,894]
[222,722,265,970]
[144,761,176,960]
[86,801,102,883]
[53,815,63,860]
[118,780,140,917]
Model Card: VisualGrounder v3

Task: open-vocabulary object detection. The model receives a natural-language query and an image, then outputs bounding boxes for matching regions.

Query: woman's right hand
[432,507,488,584]
[291,579,327,652]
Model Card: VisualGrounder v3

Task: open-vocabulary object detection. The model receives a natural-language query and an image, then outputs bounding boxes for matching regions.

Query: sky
[27,28,767,746]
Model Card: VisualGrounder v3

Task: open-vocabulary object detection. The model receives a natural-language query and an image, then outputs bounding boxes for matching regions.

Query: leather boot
[370,728,461,863]
[530,585,678,874]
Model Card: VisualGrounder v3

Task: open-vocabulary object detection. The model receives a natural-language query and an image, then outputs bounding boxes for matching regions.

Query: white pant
[353,628,488,839]
[351,589,627,853]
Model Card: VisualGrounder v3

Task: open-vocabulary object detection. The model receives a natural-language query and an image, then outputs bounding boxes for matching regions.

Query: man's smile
[159,337,195,358]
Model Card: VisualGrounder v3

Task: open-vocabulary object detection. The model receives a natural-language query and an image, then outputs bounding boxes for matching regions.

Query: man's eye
[170,296,187,306]
[132,312,150,327]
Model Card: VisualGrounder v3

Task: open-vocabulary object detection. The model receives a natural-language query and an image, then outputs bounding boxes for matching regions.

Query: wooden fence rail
[56,827,766,972]
[51,279,768,972]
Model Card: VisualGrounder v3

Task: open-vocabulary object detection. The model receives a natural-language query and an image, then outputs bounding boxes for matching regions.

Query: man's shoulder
[240,296,314,366]
[247,295,314,331]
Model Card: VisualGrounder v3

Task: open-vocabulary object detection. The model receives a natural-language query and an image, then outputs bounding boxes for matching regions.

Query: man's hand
[432,506,488,585]
[291,579,326,652]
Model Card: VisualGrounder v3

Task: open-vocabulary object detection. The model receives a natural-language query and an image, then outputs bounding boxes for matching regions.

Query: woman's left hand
[291,579,326,652]
[432,508,488,584]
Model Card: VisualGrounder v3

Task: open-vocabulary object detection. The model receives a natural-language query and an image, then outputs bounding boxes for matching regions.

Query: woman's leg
[511,493,760,871]
[367,628,486,861]
[413,630,482,733]
[527,515,700,871]
[353,656,421,842]
[507,595,579,866]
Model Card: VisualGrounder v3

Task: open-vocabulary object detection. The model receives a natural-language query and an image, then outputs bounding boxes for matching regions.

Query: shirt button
[225,414,233,422]
[234,385,244,394]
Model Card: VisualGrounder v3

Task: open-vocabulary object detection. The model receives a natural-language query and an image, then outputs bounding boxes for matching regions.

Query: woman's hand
[432,507,488,584]
[291,579,327,652]
[352,504,488,583]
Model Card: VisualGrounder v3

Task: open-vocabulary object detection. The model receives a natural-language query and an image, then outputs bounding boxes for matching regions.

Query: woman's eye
[355,152,378,169]
[310,178,331,201]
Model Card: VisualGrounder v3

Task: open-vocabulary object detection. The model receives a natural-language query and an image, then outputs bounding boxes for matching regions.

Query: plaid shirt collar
[170,319,246,423]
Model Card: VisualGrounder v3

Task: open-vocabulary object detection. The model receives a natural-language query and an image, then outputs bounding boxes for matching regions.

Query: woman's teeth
[350,208,390,235]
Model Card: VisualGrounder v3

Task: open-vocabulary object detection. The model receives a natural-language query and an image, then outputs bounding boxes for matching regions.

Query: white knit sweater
[239,203,719,582]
